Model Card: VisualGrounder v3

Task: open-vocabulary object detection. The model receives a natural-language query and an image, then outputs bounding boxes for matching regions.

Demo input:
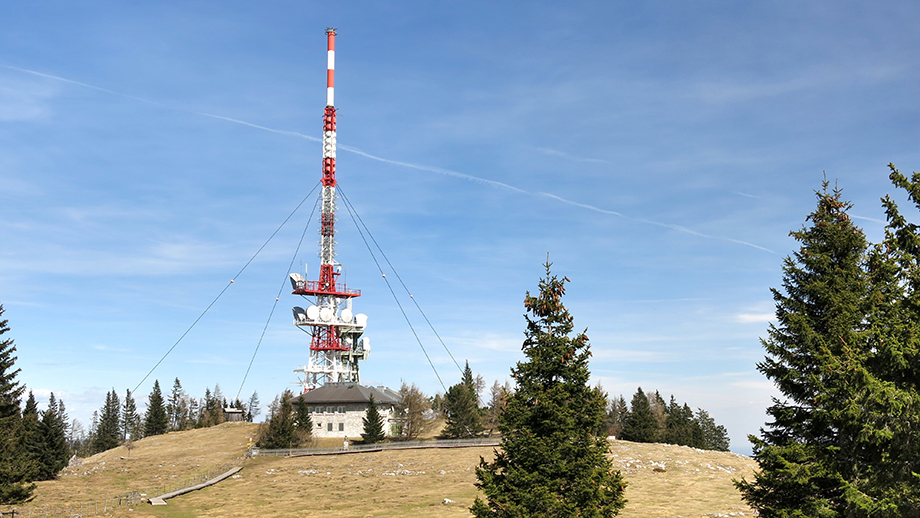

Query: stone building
[296,383,400,439]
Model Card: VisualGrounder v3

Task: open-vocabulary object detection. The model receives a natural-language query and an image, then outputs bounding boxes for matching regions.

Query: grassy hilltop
[14,422,756,517]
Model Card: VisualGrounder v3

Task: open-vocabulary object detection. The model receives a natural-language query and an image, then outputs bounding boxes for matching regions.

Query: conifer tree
[293,395,313,445]
[187,397,199,427]
[39,393,69,479]
[144,380,168,437]
[442,361,483,439]
[362,394,385,444]
[692,409,729,452]
[736,183,872,516]
[16,392,43,488]
[210,384,226,426]
[837,165,920,513]
[0,304,34,502]
[472,263,626,517]
[607,395,628,439]
[166,378,189,431]
[121,389,140,441]
[197,387,213,427]
[258,390,296,449]
[622,387,657,443]
[0,395,35,505]
[0,306,24,424]
[92,390,121,453]
[664,396,695,447]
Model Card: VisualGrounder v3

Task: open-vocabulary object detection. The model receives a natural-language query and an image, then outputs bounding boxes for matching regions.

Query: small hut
[222,407,245,422]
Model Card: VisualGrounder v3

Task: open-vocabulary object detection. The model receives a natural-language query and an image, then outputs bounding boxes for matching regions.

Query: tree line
[75,379,262,457]
[409,361,732,453]
[606,387,729,451]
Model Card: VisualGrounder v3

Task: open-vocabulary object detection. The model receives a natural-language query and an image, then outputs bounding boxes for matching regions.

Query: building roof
[296,383,400,406]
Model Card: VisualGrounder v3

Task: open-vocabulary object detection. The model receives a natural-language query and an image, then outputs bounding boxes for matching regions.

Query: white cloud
[91,344,131,352]
[592,348,676,363]
[731,380,777,390]
[451,334,521,353]
[0,237,242,277]
[735,313,774,323]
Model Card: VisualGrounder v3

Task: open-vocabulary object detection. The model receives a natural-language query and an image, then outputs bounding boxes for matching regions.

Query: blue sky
[1,1,919,454]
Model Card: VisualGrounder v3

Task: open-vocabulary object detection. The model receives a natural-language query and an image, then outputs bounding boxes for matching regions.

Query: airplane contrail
[2,64,169,108]
[3,64,774,254]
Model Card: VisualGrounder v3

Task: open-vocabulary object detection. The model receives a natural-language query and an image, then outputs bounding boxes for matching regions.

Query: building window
[337,406,345,413]
[308,406,314,413]
[338,423,344,432]
[326,406,333,414]
[327,423,333,432]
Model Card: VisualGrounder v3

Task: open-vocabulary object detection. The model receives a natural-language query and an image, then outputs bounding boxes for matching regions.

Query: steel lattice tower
[289,28,369,392]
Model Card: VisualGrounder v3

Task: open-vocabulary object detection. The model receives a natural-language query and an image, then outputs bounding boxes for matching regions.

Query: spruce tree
[607,395,628,439]
[39,393,69,479]
[187,398,199,427]
[91,390,121,453]
[362,394,386,444]
[664,396,695,447]
[442,361,483,439]
[622,387,657,443]
[293,395,313,446]
[122,389,140,441]
[144,380,168,437]
[472,263,627,517]
[692,409,729,452]
[258,390,295,449]
[210,384,226,425]
[17,392,44,487]
[0,414,36,504]
[839,165,920,513]
[736,183,872,516]
[0,306,25,423]
[166,378,188,431]
[197,387,213,427]
[0,304,33,504]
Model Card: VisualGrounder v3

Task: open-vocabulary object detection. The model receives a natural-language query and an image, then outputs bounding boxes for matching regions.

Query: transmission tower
[289,28,369,392]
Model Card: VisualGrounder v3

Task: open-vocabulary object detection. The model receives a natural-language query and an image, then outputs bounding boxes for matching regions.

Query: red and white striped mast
[289,28,369,392]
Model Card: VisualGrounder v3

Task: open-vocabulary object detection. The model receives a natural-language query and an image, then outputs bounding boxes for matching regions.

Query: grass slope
[8,423,757,517]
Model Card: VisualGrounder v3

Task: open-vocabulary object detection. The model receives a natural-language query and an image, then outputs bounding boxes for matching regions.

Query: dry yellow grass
[5,423,757,517]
